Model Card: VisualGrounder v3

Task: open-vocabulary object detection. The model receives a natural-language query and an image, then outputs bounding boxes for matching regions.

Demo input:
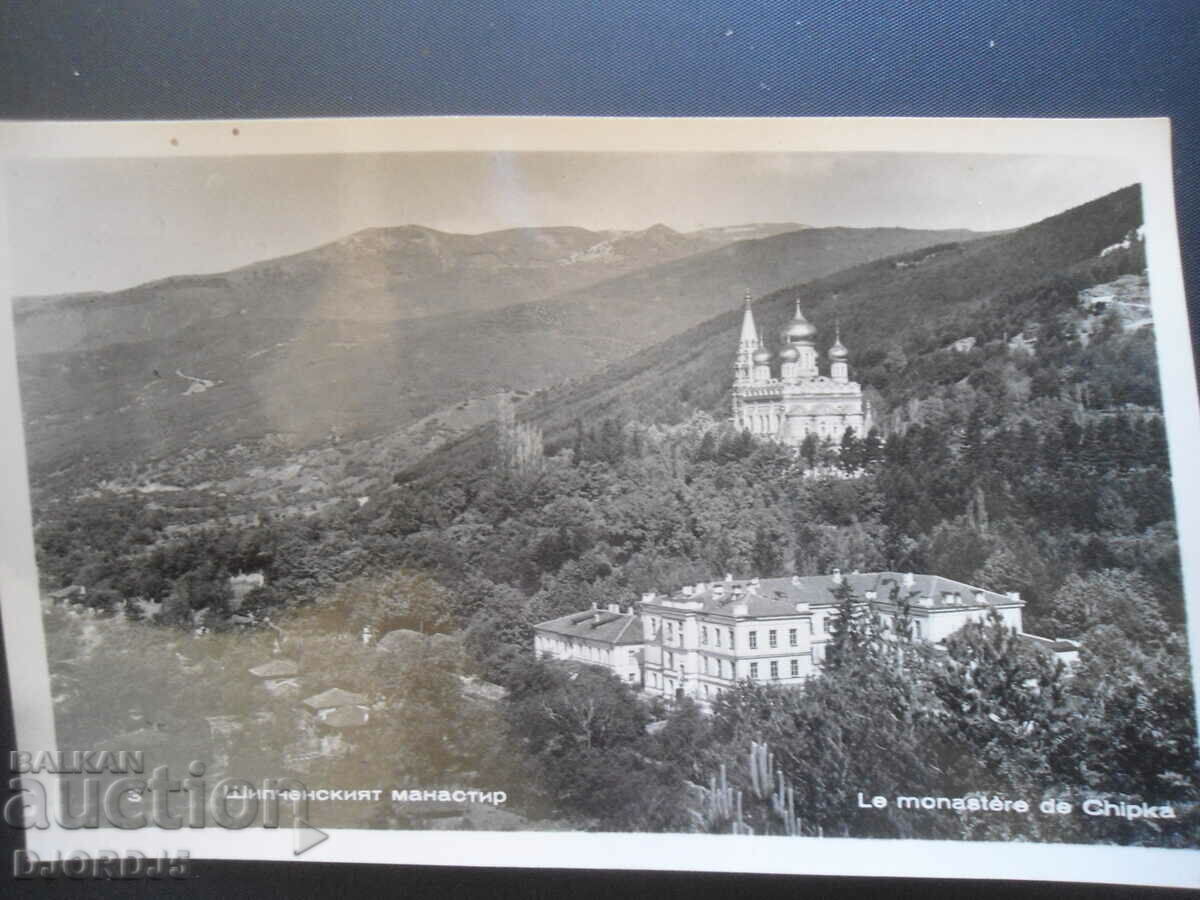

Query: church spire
[738,290,759,347]
[735,291,760,386]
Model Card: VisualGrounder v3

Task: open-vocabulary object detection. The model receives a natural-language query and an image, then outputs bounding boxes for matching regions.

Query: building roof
[533,609,644,645]
[643,572,1019,619]
[303,687,368,710]
[376,628,425,653]
[318,705,370,728]
[249,659,299,678]
[1020,633,1082,654]
[782,300,818,343]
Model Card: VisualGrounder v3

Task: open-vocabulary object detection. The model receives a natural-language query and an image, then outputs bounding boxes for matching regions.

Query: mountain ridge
[409,184,1145,477]
[15,221,984,493]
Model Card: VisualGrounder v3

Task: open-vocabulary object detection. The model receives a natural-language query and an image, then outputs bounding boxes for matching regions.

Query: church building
[732,293,870,444]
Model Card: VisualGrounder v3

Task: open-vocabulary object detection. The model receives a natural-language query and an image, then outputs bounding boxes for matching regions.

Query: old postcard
[0,117,1197,886]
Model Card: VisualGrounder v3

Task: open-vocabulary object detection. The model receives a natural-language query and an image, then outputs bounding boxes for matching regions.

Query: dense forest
[34,184,1199,845]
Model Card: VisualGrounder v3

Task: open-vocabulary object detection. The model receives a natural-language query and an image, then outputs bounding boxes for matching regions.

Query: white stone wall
[534,631,644,686]
[640,609,816,700]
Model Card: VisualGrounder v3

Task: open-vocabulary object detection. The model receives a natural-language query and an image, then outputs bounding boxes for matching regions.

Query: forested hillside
[35,182,1197,844]
[498,183,1148,449]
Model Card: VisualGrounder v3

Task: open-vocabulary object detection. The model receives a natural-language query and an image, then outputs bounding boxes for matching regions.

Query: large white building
[533,571,1027,704]
[732,293,871,444]
[532,604,645,686]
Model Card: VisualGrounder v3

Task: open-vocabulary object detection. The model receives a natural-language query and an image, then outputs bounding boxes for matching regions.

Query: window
[749,662,759,679]
[717,660,724,678]
[914,620,922,639]
[768,629,778,649]
[729,629,735,649]
[823,618,833,634]
[715,629,722,648]
[701,626,708,645]
[628,673,635,682]
[666,622,674,643]
[790,659,799,677]
[749,631,758,650]
[807,620,814,636]
[788,628,798,647]
[770,661,779,679]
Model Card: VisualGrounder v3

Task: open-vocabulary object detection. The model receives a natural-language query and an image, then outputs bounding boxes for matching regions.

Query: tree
[860,428,883,468]
[825,579,874,669]
[799,433,819,469]
[373,641,473,781]
[929,610,1073,810]
[838,428,862,472]
[1043,569,1169,646]
[503,660,679,827]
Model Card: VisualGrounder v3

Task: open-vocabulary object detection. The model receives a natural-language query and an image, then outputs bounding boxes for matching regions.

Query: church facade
[731,294,870,445]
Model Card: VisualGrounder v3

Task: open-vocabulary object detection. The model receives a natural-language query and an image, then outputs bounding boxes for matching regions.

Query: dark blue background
[2,0,1197,305]
[1,2,1197,898]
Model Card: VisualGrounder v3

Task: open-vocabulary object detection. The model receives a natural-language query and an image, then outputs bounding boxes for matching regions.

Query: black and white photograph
[1,117,1197,885]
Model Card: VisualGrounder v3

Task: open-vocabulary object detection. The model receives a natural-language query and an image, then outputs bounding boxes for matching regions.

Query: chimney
[1006,591,1022,603]
[608,603,621,614]
[750,577,760,587]
[725,573,733,583]
[732,602,749,617]
[902,572,915,589]
[681,585,693,597]
[831,567,843,585]
[593,611,602,624]
[791,575,801,586]
[591,601,599,610]
[641,591,657,603]
[696,583,706,595]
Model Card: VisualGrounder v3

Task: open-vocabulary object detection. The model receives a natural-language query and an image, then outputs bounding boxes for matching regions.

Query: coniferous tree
[825,579,874,669]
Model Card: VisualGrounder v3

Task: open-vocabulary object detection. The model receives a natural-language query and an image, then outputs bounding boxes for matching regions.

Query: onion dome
[752,347,772,365]
[829,320,848,360]
[778,344,799,362]
[781,301,817,343]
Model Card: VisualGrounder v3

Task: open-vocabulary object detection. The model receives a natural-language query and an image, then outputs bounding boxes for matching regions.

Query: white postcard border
[2,116,1197,888]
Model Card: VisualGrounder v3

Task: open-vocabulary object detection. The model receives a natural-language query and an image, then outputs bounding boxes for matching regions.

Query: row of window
[749,659,801,680]
[743,627,809,649]
[655,618,839,650]
[648,657,796,696]
[655,656,804,681]
[539,638,642,667]
[699,625,735,648]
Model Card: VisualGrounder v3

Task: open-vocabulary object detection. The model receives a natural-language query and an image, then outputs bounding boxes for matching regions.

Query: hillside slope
[418,184,1146,472]
[16,223,975,489]
[15,222,816,357]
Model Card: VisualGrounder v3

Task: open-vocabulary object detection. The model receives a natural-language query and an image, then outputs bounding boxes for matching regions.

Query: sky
[5,151,1138,296]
